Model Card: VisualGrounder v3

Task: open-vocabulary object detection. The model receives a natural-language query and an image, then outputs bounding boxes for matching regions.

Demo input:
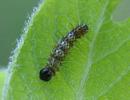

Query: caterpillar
[39,24,88,81]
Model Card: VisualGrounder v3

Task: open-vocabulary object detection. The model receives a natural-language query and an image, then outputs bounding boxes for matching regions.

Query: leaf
[0,70,6,98]
[2,0,130,100]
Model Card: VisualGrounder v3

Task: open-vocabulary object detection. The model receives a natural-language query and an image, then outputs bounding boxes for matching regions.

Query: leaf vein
[94,36,130,64]
[76,1,109,100]
[96,65,130,99]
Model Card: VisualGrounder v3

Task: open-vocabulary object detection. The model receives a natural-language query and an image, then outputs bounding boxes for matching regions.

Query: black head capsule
[39,67,55,81]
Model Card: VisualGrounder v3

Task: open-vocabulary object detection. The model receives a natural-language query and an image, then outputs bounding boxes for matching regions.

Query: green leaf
[0,70,6,98]
[2,0,130,100]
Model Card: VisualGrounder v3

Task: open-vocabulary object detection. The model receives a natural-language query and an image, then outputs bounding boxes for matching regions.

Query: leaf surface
[2,0,130,100]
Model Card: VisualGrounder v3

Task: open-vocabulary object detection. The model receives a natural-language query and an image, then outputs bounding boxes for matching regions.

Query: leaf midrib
[76,1,109,100]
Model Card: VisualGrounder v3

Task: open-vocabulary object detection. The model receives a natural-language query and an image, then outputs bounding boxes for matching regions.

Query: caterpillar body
[39,24,88,81]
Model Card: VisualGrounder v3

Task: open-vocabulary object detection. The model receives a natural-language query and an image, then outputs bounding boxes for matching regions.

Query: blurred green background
[0,0,39,68]
[0,0,130,98]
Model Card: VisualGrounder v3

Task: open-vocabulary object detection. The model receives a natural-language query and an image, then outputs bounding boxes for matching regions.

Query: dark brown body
[40,24,88,81]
